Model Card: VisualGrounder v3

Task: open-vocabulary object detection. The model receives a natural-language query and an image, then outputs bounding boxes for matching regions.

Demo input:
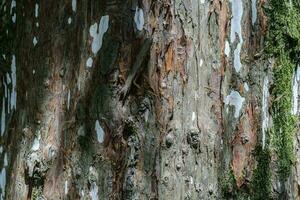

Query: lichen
[291,66,300,115]
[262,76,269,149]
[95,120,105,143]
[86,57,93,68]
[134,6,144,31]
[35,3,39,18]
[72,0,77,12]
[251,0,257,25]
[89,182,99,200]
[224,90,245,118]
[89,15,109,55]
[229,0,244,72]
[1,98,5,136]
[33,36,38,46]
[220,2,300,197]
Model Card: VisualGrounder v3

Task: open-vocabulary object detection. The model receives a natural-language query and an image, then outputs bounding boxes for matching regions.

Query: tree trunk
[0,0,300,199]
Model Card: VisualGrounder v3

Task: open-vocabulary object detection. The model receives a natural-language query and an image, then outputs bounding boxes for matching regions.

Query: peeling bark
[0,0,299,199]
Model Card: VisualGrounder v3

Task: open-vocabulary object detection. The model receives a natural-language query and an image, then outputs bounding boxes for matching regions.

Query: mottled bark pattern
[0,0,299,200]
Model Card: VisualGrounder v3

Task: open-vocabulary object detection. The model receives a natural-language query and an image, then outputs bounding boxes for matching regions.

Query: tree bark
[0,0,300,199]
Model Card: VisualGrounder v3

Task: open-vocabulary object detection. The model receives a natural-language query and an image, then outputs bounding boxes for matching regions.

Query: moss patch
[266,0,300,180]
[251,145,271,200]
[220,170,250,199]
[31,186,43,200]
[271,55,296,179]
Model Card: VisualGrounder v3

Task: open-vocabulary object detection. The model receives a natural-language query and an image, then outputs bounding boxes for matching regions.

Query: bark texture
[0,0,300,199]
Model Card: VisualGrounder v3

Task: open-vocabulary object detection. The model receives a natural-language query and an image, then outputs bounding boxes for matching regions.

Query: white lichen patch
[200,59,203,67]
[144,109,149,122]
[12,13,16,23]
[6,73,11,85]
[200,0,205,4]
[1,98,5,136]
[224,90,245,118]
[292,66,300,115]
[192,112,196,121]
[251,0,257,25]
[10,55,17,110]
[80,189,85,199]
[10,0,16,14]
[7,93,10,114]
[229,0,243,72]
[10,0,16,23]
[3,81,7,98]
[0,152,7,200]
[89,15,109,55]
[31,134,41,151]
[68,17,72,24]
[67,90,71,110]
[26,151,40,177]
[95,120,104,143]
[72,0,77,12]
[233,39,242,72]
[86,57,93,67]
[89,182,99,200]
[229,0,243,43]
[225,40,230,57]
[134,6,144,31]
[35,3,39,18]
[3,153,7,167]
[244,82,249,92]
[0,167,6,200]
[65,180,68,195]
[33,37,38,46]
[262,76,269,149]
[77,126,85,136]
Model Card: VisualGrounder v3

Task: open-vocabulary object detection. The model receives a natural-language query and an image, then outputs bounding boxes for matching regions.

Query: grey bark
[0,0,299,200]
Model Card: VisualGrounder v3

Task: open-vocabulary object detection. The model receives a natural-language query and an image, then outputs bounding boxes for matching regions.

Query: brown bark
[0,0,299,199]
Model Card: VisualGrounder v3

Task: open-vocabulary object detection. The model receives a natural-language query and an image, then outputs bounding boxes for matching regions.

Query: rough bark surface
[0,0,299,199]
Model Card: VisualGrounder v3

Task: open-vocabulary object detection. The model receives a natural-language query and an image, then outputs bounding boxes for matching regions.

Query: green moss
[266,0,300,180]
[251,145,271,200]
[31,186,43,200]
[220,170,250,200]
[271,55,296,179]
[220,170,235,198]
[266,0,300,60]
[220,146,271,200]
